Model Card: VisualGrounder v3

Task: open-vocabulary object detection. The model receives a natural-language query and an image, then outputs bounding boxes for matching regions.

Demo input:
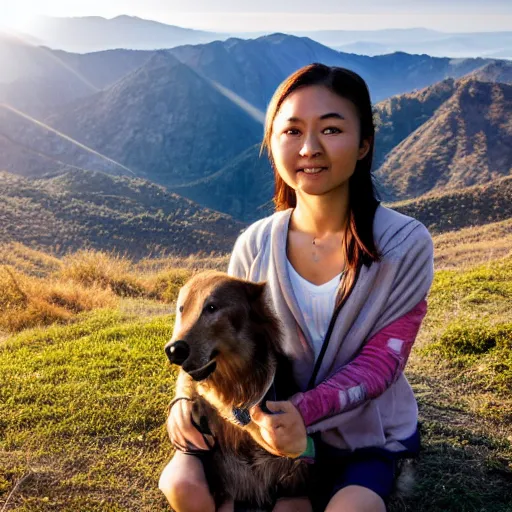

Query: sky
[2,0,512,33]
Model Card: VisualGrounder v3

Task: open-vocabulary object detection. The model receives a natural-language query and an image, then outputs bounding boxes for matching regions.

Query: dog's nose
[165,340,190,366]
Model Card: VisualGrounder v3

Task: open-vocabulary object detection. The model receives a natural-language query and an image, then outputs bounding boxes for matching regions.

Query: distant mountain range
[1,32,498,117]
[1,33,505,190]
[0,31,510,252]
[18,15,226,53]
[10,16,512,60]
[169,34,497,106]
[170,62,512,219]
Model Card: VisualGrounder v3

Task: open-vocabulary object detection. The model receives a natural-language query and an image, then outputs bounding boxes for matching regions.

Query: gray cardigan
[228,205,434,452]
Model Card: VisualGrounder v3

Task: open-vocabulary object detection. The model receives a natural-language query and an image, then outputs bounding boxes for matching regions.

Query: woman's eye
[323,127,342,134]
[179,305,184,313]
[284,128,301,136]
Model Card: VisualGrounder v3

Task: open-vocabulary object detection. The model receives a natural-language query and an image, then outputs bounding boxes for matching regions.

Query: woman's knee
[325,485,386,512]
[159,454,215,512]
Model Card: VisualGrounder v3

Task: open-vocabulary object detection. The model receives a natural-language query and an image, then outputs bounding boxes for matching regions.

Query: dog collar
[232,372,277,426]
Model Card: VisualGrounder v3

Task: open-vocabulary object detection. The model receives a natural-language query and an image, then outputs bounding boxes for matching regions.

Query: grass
[0,309,176,511]
[0,247,230,335]
[0,266,118,333]
[0,247,511,511]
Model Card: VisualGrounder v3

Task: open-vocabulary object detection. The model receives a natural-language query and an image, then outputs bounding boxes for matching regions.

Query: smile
[298,167,327,174]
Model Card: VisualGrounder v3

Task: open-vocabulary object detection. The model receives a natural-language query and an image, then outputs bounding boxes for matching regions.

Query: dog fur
[165,271,309,510]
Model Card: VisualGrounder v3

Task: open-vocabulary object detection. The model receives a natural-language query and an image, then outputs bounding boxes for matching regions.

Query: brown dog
[165,271,309,510]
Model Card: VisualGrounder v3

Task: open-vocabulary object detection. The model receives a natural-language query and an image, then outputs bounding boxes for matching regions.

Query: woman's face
[270,85,369,199]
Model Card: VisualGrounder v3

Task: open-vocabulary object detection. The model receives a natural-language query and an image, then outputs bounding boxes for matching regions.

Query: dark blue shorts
[308,428,420,511]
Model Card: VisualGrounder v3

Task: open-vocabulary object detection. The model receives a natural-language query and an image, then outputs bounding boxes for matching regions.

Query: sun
[0,7,35,33]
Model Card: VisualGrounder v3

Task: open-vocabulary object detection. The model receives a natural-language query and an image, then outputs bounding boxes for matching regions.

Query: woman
[160,63,434,512]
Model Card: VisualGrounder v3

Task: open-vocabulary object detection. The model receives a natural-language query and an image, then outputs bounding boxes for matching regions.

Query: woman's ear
[358,137,372,160]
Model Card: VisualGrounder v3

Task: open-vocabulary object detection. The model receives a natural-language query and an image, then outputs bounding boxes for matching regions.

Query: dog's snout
[165,340,190,366]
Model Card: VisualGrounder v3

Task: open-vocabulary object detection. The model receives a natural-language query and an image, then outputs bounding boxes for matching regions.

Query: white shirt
[287,260,342,358]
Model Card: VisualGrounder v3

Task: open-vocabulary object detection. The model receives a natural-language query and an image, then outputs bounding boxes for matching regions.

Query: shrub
[427,321,512,357]
[144,268,193,303]
[59,250,145,298]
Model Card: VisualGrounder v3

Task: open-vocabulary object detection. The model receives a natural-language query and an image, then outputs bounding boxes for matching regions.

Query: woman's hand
[167,399,214,452]
[250,400,307,458]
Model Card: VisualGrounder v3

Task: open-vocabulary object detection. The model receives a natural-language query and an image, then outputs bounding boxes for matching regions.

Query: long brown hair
[261,63,381,307]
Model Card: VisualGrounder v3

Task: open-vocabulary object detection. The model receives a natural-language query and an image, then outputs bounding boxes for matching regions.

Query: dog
[164,270,309,510]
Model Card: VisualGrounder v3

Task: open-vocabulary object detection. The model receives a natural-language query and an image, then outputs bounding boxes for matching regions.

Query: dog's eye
[178,305,184,313]
[205,304,218,314]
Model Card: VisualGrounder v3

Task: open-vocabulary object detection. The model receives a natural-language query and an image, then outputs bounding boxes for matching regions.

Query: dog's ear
[242,281,266,303]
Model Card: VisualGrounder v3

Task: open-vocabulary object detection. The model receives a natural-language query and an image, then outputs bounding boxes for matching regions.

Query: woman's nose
[299,133,322,157]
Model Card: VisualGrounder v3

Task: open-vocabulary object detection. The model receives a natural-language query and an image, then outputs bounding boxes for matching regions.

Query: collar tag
[232,407,251,426]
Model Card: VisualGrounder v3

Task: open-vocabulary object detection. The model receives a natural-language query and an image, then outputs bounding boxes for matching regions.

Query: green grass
[0,309,176,511]
[1,257,511,511]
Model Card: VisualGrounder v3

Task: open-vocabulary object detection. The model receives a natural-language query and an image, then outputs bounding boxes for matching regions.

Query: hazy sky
[3,0,512,32]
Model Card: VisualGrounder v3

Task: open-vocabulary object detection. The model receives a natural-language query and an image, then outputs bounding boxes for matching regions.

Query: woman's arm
[290,299,428,427]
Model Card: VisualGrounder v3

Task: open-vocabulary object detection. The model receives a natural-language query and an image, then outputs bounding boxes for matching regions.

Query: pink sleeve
[291,300,428,427]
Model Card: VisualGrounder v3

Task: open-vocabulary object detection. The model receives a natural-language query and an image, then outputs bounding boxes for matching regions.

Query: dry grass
[134,253,229,273]
[58,250,146,298]
[0,243,62,277]
[432,218,512,269]
[0,266,117,333]
[0,248,230,334]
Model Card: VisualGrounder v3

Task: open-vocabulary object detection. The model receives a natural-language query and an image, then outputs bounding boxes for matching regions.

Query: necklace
[312,237,320,262]
[311,234,344,263]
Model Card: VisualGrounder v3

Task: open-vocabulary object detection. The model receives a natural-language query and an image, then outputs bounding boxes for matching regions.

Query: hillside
[391,175,512,234]
[171,144,274,222]
[0,170,244,257]
[469,60,512,84]
[373,78,458,168]
[0,35,99,116]
[0,235,510,510]
[376,79,512,200]
[373,62,512,171]
[0,103,132,178]
[45,51,262,187]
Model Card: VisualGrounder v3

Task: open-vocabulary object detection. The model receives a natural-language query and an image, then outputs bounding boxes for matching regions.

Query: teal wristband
[298,436,315,462]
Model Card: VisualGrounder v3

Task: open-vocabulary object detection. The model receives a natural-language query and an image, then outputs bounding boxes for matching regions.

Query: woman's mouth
[298,167,327,175]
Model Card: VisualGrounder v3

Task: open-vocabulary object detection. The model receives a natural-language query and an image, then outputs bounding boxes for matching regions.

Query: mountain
[391,175,512,234]
[372,63,512,170]
[23,15,226,53]
[375,79,512,201]
[0,34,154,116]
[19,18,512,59]
[170,34,498,107]
[373,78,458,169]
[468,61,512,84]
[0,34,98,115]
[316,29,512,59]
[0,103,135,178]
[0,170,244,257]
[46,51,263,187]
[171,145,274,222]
